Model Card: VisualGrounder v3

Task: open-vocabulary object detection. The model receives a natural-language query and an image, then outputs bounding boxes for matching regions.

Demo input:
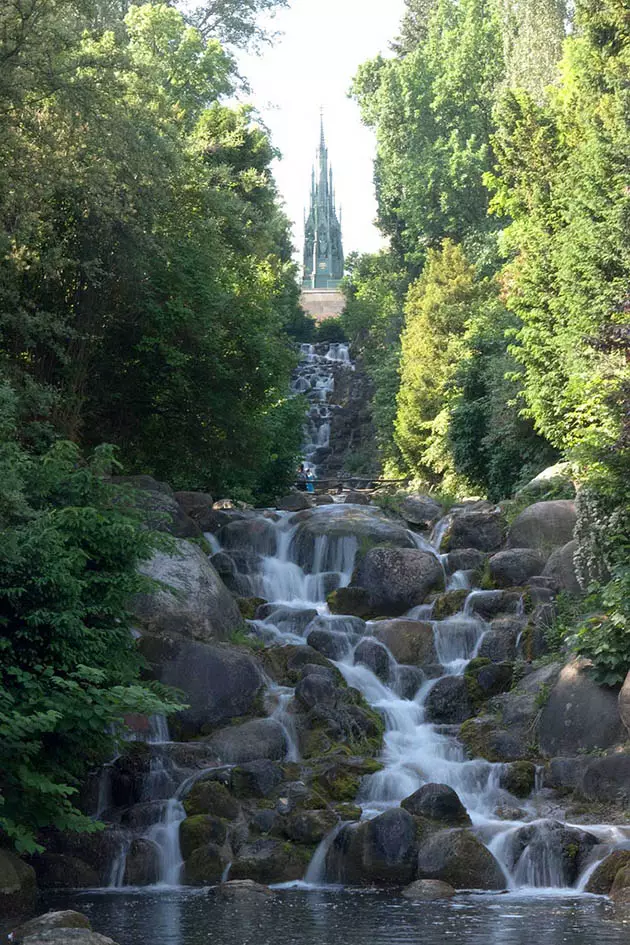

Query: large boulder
[11,913,91,944]
[441,511,505,553]
[488,548,545,588]
[477,618,523,662]
[134,539,243,643]
[276,493,312,512]
[401,879,455,900]
[400,495,443,529]
[217,879,276,900]
[538,659,624,756]
[179,815,226,860]
[371,620,437,667]
[543,540,581,594]
[123,839,159,886]
[113,475,200,539]
[218,518,278,556]
[139,636,263,737]
[353,547,444,617]
[185,843,229,885]
[401,783,470,826]
[326,809,418,885]
[501,820,597,886]
[0,849,36,914]
[580,754,630,804]
[203,718,288,764]
[182,778,241,819]
[230,839,309,885]
[354,638,393,681]
[508,500,576,553]
[425,677,474,724]
[18,935,119,945]
[585,850,630,895]
[416,830,506,890]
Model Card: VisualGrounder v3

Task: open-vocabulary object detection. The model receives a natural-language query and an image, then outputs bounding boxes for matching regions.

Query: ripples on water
[39,889,630,945]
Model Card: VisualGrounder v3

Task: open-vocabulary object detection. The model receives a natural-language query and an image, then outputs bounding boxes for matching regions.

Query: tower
[302,116,344,290]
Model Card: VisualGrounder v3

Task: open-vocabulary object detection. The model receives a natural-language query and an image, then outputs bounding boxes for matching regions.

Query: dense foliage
[347,0,629,676]
[0,0,304,501]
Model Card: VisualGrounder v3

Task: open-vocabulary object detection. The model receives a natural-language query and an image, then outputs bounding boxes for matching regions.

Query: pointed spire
[319,106,325,151]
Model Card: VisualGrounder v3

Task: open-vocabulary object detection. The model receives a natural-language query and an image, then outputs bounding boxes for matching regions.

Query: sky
[236,0,407,262]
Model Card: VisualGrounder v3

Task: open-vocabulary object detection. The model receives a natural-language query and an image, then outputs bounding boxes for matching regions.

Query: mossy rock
[333,803,362,821]
[326,587,376,619]
[183,778,241,819]
[184,843,228,885]
[0,849,36,913]
[431,589,468,620]
[260,645,333,685]
[314,768,361,803]
[459,718,507,764]
[230,839,315,885]
[180,815,227,860]
[237,597,267,619]
[586,850,630,895]
[465,660,513,705]
[499,761,536,799]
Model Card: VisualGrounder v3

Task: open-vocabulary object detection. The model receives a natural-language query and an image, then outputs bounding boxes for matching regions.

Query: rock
[179,815,227,860]
[139,637,262,737]
[431,590,468,620]
[619,671,630,737]
[459,717,527,763]
[174,491,214,517]
[400,495,443,528]
[441,511,505,553]
[585,850,630,895]
[261,644,333,684]
[478,618,523,662]
[295,673,339,709]
[314,494,335,506]
[256,604,318,636]
[307,628,354,660]
[0,849,36,914]
[516,463,575,498]
[19,935,118,945]
[203,719,288,764]
[543,540,581,594]
[113,475,200,538]
[354,638,392,681]
[122,839,159,886]
[183,778,241,819]
[29,854,98,890]
[134,539,243,643]
[217,879,276,900]
[499,762,536,798]
[236,596,266,619]
[401,879,456,900]
[353,547,444,617]
[466,660,513,701]
[394,665,426,699]
[425,677,474,724]
[416,829,506,890]
[185,843,228,885]
[544,756,589,792]
[281,809,339,844]
[445,548,487,575]
[230,839,309,884]
[580,754,630,804]
[401,783,471,826]
[538,659,624,756]
[230,760,283,798]
[219,518,278,556]
[508,500,576,553]
[465,590,523,620]
[276,493,312,512]
[610,866,630,903]
[488,548,546,588]
[344,491,371,505]
[11,913,92,944]
[327,586,373,618]
[327,809,418,885]
[503,820,597,886]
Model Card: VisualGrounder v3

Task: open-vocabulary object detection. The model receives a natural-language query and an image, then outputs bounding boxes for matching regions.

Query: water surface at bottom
[40,888,630,945]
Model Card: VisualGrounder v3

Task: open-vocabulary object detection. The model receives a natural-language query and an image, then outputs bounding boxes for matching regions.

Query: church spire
[302,113,344,290]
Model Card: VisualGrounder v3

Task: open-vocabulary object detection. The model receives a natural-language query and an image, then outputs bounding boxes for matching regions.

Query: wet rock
[543,540,581,594]
[544,757,589,793]
[218,518,278,556]
[230,760,283,799]
[445,548,487,575]
[401,495,443,529]
[580,754,630,804]
[261,644,332,684]
[134,539,243,643]
[478,618,523,662]
[394,665,426,699]
[344,491,371,505]
[281,809,339,844]
[508,500,576,553]
[441,511,505,553]
[353,547,444,617]
[139,637,262,738]
[123,839,159,886]
[19,934,119,945]
[371,620,437,666]
[401,879,456,900]
[276,493,312,512]
[256,604,319,636]
[306,628,354,660]
[416,829,506,890]
[183,778,241,820]
[458,717,528,764]
[185,843,228,885]
[0,849,36,914]
[488,548,545,588]
[503,820,597,886]
[295,673,339,709]
[498,762,536,798]
[425,677,474,724]
[538,659,624,756]
[327,586,374,618]
[431,590,468,620]
[179,815,227,860]
[203,719,288,764]
[327,809,418,885]
[314,494,335,506]
[230,839,310,885]
[466,660,513,701]
[610,866,630,903]
[29,854,99,890]
[585,850,630,894]
[236,596,266,619]
[401,783,471,826]
[465,590,523,620]
[11,912,91,944]
[354,638,392,681]
[217,879,276,900]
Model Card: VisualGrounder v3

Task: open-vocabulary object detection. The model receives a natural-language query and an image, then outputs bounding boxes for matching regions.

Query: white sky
[237,0,407,261]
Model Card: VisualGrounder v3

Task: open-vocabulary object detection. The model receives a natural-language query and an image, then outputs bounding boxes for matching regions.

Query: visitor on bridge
[296,463,307,491]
